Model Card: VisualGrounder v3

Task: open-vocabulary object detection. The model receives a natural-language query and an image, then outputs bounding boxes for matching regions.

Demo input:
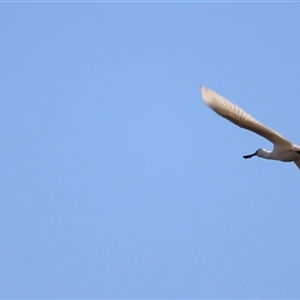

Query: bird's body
[200,86,300,169]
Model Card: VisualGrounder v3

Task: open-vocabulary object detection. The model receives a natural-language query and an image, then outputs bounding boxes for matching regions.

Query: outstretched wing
[201,86,292,146]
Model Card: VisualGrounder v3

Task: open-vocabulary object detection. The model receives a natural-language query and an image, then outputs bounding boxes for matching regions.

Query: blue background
[1,2,300,298]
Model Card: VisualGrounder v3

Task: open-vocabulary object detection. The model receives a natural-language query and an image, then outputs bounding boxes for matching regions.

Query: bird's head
[256,148,269,157]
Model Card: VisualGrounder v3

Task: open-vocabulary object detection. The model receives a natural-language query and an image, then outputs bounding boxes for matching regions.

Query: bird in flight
[200,86,300,169]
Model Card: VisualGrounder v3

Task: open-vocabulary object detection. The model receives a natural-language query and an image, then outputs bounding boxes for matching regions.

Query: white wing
[201,86,292,146]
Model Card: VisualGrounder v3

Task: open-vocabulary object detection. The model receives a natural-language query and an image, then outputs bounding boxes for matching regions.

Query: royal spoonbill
[200,86,300,169]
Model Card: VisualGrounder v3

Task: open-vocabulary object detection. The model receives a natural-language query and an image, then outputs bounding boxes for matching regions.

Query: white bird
[200,86,300,169]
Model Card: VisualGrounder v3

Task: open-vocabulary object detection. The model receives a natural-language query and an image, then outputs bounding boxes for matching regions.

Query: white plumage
[200,86,300,170]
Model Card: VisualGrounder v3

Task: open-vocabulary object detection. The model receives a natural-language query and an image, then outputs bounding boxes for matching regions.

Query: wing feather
[294,160,300,169]
[201,86,291,146]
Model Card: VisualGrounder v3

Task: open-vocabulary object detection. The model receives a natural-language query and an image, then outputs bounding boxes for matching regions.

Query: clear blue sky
[1,2,300,298]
